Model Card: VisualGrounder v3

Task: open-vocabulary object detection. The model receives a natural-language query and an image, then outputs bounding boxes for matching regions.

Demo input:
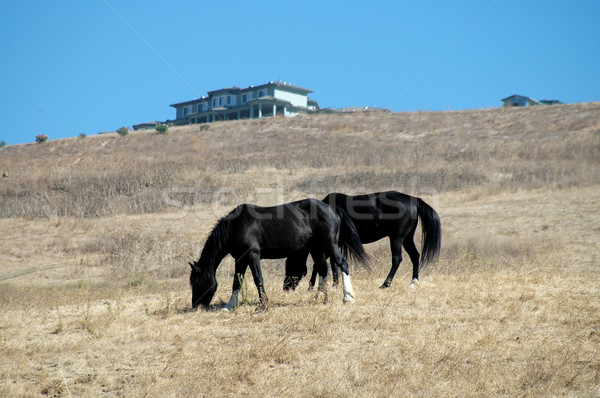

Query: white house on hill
[170,81,318,125]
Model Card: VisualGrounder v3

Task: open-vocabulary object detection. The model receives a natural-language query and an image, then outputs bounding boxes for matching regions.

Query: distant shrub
[35,134,49,144]
[155,124,168,135]
[0,140,6,148]
[79,133,87,139]
[117,127,129,137]
[199,124,210,131]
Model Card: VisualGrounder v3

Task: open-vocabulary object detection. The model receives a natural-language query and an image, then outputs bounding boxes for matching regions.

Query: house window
[258,90,265,98]
[219,97,223,106]
[212,98,217,107]
[242,94,247,103]
[227,96,231,105]
[183,106,190,116]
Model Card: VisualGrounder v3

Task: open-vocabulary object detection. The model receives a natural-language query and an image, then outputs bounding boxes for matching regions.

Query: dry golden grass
[0,103,599,396]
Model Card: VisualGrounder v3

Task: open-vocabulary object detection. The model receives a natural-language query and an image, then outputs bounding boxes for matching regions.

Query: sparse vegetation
[155,123,169,135]
[35,134,48,144]
[0,103,598,396]
[79,132,87,139]
[116,126,129,137]
[0,140,6,148]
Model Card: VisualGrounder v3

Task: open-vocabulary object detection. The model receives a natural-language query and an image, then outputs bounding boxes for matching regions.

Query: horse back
[323,191,418,242]
[230,199,335,258]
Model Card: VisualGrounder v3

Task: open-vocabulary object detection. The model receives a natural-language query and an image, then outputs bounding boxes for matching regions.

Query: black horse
[189,198,368,311]
[284,191,441,290]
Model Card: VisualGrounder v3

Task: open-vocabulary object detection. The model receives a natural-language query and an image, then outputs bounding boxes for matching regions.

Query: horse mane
[194,209,237,272]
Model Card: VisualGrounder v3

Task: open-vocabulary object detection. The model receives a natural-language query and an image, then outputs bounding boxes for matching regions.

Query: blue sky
[1,1,599,145]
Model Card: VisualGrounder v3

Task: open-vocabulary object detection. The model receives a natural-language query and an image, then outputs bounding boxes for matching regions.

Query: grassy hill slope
[0,103,599,396]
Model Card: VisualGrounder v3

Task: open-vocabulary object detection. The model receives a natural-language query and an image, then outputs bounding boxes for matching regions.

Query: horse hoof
[409,278,419,288]
[221,306,232,312]
[254,305,268,313]
[343,293,355,303]
[380,283,390,289]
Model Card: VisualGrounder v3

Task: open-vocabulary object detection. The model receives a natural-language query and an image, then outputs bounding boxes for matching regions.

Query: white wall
[273,89,308,107]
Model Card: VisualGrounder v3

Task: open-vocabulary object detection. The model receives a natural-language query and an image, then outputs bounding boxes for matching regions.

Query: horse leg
[329,249,354,303]
[308,265,318,291]
[381,236,403,289]
[310,251,329,302]
[403,232,421,287]
[248,251,269,312]
[223,258,249,312]
[331,257,339,288]
[308,253,334,290]
[284,251,308,291]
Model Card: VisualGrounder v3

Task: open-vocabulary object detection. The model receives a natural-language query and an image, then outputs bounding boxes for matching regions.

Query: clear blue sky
[1,1,599,145]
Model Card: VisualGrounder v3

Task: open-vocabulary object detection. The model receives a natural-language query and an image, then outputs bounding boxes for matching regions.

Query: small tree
[155,123,168,135]
[0,140,6,148]
[117,126,129,137]
[35,134,49,144]
[78,133,87,140]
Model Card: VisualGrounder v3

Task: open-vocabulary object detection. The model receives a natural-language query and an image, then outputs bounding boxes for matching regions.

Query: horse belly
[259,228,311,259]
[353,219,386,243]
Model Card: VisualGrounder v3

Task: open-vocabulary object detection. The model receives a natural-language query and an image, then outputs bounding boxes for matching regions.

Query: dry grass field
[1,103,599,397]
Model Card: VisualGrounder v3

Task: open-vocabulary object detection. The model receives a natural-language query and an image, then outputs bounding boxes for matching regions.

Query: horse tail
[335,207,370,267]
[417,198,441,269]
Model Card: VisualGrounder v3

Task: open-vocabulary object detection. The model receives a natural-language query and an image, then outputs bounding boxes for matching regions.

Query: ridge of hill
[1,102,598,218]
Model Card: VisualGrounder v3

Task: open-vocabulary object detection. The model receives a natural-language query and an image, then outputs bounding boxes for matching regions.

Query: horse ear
[189,262,196,270]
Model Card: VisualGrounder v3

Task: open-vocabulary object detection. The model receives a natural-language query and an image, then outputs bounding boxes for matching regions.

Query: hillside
[1,103,598,219]
[1,103,599,396]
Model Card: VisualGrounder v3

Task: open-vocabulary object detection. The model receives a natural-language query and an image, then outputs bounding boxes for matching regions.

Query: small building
[539,99,563,106]
[170,81,318,125]
[501,95,540,107]
[132,121,162,131]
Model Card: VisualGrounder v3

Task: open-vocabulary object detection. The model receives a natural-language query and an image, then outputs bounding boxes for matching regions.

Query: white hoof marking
[342,273,355,303]
[223,289,239,312]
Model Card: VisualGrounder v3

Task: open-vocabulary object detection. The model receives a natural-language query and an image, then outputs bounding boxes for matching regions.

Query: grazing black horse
[284,191,441,289]
[189,198,368,311]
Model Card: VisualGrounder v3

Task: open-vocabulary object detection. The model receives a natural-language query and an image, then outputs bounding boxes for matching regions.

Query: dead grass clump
[93,227,194,280]
[293,167,487,196]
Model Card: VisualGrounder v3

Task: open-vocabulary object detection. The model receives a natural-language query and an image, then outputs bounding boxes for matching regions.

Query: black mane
[193,209,236,273]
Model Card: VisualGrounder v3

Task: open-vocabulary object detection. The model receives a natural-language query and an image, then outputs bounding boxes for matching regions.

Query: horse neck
[198,218,231,272]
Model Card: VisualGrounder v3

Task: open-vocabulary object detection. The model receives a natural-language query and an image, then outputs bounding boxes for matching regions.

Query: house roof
[502,94,539,103]
[170,81,313,108]
[169,97,210,107]
[253,81,313,94]
[207,86,242,95]
[247,96,291,104]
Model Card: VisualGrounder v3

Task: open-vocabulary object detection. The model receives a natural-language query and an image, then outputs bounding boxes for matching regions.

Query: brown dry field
[1,103,599,397]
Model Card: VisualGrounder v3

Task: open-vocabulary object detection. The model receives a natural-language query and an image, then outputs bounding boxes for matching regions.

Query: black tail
[417,198,441,268]
[335,207,370,267]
